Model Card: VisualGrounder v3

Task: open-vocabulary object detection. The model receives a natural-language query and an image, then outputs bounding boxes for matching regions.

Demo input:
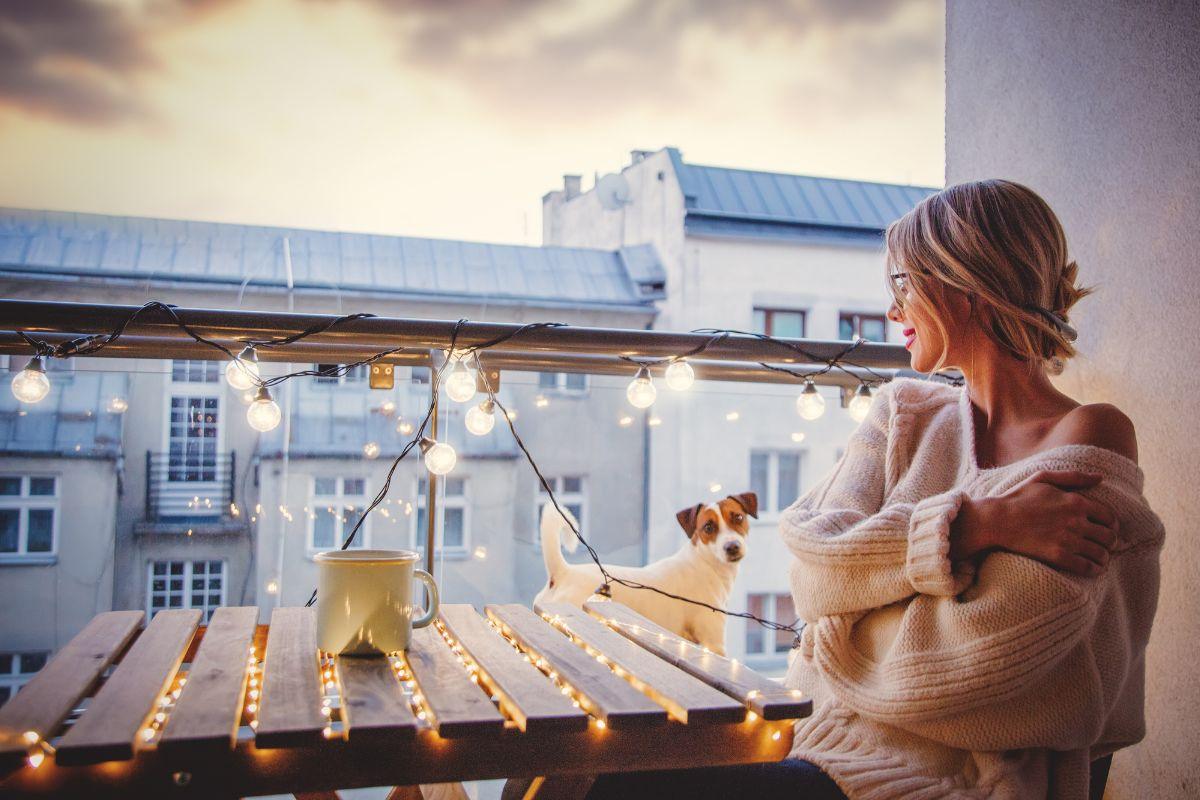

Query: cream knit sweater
[780,378,1164,800]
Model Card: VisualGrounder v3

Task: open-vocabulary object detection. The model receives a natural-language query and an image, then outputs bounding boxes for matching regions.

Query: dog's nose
[724,542,742,557]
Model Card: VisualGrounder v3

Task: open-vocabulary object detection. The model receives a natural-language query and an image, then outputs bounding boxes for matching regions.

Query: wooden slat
[255,606,325,748]
[158,606,259,757]
[0,610,143,768]
[404,626,505,738]
[485,605,667,730]
[584,601,812,720]
[336,656,418,742]
[55,610,201,765]
[523,775,596,800]
[536,602,746,725]
[438,605,587,734]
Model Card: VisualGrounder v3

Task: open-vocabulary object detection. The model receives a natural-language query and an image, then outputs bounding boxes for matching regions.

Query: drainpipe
[640,320,652,566]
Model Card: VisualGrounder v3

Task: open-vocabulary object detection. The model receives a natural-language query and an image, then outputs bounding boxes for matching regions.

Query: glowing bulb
[362,441,380,459]
[420,438,456,475]
[708,482,723,493]
[265,579,279,595]
[26,750,44,769]
[465,400,496,435]
[625,366,656,409]
[795,381,826,420]
[664,359,695,391]
[106,395,129,414]
[535,394,549,409]
[11,357,50,404]
[397,419,414,435]
[225,346,260,391]
[473,545,488,560]
[444,360,476,403]
[21,731,38,745]
[790,432,806,443]
[246,387,281,432]
[848,385,874,422]
[618,415,634,427]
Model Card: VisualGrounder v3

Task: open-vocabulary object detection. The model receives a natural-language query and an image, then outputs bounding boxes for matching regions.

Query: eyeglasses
[889,272,911,297]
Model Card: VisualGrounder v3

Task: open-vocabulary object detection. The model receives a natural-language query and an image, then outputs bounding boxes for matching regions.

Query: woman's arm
[780,387,973,620]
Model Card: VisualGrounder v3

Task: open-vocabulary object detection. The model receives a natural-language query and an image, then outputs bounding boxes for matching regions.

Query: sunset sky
[0,0,944,245]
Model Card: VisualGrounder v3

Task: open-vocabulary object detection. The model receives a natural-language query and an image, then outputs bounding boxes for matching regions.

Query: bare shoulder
[1052,402,1139,463]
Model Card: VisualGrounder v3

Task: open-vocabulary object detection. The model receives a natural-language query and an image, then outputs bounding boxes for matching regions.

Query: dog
[532,492,757,655]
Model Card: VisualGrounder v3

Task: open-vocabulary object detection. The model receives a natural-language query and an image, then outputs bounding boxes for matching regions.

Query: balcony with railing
[140,450,243,533]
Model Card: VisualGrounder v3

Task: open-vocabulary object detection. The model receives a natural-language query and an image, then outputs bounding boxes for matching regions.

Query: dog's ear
[728,492,759,519]
[675,504,703,538]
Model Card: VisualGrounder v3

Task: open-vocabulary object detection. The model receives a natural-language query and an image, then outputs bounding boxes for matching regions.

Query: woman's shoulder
[1047,402,1139,464]
[883,376,962,414]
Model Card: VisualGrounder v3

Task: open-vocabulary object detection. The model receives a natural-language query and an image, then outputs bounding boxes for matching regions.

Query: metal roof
[665,148,938,240]
[0,366,126,458]
[0,208,664,310]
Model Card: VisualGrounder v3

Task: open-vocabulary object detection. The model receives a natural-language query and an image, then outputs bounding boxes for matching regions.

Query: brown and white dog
[533,493,758,655]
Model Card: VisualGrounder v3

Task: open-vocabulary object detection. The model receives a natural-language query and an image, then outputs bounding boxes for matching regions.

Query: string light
[362,441,381,459]
[444,359,477,403]
[105,395,129,414]
[848,384,874,422]
[790,432,806,443]
[796,380,826,420]
[11,356,49,404]
[625,365,656,409]
[396,418,414,435]
[465,399,496,435]
[664,359,695,391]
[419,437,456,475]
[246,386,281,432]
[224,345,260,391]
[534,394,549,409]
[618,415,634,427]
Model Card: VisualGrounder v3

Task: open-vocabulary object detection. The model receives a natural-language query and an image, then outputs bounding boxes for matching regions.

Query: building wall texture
[945,2,1200,796]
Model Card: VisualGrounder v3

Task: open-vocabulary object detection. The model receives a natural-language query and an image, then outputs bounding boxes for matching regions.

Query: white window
[0,475,58,560]
[416,477,469,553]
[171,359,220,384]
[536,476,587,536]
[537,372,588,393]
[313,364,367,385]
[0,651,49,706]
[749,450,802,515]
[745,593,794,655]
[309,477,369,552]
[148,560,225,623]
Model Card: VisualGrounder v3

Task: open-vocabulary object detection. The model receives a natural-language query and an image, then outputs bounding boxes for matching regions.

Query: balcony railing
[144,451,237,523]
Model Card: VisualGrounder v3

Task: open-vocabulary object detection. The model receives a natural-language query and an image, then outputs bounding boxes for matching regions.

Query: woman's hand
[950,470,1119,576]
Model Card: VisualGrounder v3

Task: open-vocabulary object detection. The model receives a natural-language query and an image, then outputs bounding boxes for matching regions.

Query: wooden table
[0,600,811,799]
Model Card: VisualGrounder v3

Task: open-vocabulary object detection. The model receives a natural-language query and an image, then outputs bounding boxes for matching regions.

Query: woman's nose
[887,300,904,324]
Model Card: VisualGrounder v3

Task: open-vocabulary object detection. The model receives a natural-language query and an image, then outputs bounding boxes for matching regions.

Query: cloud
[0,0,236,124]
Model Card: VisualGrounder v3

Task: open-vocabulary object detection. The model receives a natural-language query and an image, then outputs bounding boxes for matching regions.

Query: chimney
[630,149,654,164]
[563,174,582,200]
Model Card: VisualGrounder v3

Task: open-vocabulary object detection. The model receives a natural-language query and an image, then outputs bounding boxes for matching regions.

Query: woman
[587,180,1163,799]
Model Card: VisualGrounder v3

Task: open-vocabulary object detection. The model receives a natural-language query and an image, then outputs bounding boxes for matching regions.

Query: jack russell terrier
[533,492,757,655]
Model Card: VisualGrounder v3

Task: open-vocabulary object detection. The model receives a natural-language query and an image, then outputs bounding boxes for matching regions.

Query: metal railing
[144,451,237,523]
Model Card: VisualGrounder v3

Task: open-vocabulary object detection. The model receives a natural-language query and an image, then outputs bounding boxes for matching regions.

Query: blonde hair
[884,179,1090,374]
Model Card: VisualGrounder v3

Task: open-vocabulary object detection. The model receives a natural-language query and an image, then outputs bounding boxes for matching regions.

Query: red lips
[903,328,916,349]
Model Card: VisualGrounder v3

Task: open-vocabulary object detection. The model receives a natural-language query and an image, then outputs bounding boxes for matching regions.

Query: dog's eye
[731,513,743,523]
[704,522,716,533]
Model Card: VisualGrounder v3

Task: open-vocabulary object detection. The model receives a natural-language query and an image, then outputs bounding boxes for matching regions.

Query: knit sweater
[779,378,1164,800]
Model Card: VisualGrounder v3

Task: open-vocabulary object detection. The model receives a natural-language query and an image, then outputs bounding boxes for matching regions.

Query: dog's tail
[539,502,581,580]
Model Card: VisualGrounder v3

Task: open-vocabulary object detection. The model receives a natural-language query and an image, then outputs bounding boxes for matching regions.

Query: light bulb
[465,400,496,435]
[11,357,50,404]
[363,441,380,459]
[444,360,476,403]
[625,366,656,409]
[795,381,826,420]
[848,385,874,422]
[106,396,129,414]
[396,418,414,436]
[225,346,260,391]
[664,360,695,391]
[420,438,457,475]
[246,387,281,432]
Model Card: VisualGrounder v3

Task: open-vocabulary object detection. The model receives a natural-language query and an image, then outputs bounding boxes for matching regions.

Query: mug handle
[411,569,440,629]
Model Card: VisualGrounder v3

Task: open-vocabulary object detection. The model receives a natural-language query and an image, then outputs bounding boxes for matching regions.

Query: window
[0,475,58,559]
[749,451,801,515]
[310,477,369,551]
[0,651,48,706]
[416,477,469,552]
[313,364,367,385]
[745,593,794,655]
[167,397,220,482]
[838,312,887,342]
[148,560,225,623]
[537,372,588,393]
[752,308,806,338]
[171,360,220,383]
[536,476,587,536]
[410,367,431,385]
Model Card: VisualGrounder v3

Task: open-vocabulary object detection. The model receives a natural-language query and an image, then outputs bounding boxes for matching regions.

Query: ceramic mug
[314,549,439,655]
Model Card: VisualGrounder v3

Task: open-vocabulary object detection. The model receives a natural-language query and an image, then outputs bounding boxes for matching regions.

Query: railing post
[144,450,152,521]
[228,450,237,518]
[424,355,439,577]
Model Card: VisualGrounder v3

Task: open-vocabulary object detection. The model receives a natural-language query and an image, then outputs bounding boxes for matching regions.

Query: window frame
[0,650,50,706]
[169,359,221,385]
[534,476,588,542]
[536,372,590,395]
[146,559,226,624]
[752,307,808,339]
[748,449,804,517]
[0,474,60,563]
[837,311,888,343]
[312,363,368,387]
[414,476,471,556]
[307,476,371,555]
[744,592,795,656]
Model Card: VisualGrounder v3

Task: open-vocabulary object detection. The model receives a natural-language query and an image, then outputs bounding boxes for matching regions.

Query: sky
[0,0,945,246]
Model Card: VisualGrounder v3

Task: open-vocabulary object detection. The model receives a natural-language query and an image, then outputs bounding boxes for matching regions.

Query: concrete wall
[945,2,1200,796]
